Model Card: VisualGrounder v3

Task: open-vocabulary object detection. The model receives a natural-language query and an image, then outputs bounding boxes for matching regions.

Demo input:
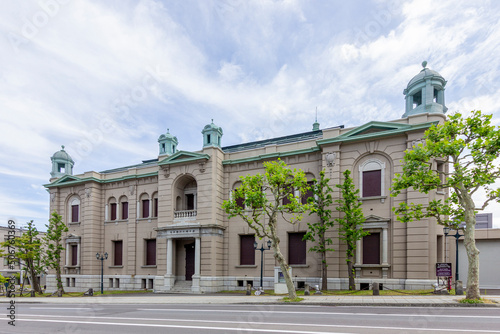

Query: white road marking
[19,314,500,333]
[138,308,500,319]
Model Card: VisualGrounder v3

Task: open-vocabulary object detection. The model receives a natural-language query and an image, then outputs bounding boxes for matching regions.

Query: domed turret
[50,145,74,178]
[158,129,178,156]
[402,61,447,118]
[202,119,223,148]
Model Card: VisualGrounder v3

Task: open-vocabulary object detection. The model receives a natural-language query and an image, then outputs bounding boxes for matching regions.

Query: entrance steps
[169,280,193,293]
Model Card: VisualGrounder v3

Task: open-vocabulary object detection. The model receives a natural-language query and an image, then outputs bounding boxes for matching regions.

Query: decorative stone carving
[411,139,425,148]
[199,162,206,173]
[325,152,336,167]
[85,188,91,198]
[50,192,56,202]
[129,185,135,195]
[161,166,170,178]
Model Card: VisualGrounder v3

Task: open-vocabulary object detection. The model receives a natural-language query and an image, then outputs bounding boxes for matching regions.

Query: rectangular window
[145,239,156,266]
[186,194,194,210]
[71,205,79,222]
[240,235,255,265]
[142,200,149,218]
[288,232,306,265]
[235,195,245,209]
[121,202,128,220]
[71,244,78,266]
[363,170,381,197]
[153,198,158,217]
[110,203,117,221]
[113,240,123,266]
[363,233,380,264]
[301,181,315,204]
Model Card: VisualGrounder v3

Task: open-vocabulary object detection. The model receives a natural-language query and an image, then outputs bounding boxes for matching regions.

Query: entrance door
[184,242,195,281]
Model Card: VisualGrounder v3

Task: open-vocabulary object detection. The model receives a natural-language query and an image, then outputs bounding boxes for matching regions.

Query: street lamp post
[254,240,272,289]
[443,227,464,291]
[96,252,108,295]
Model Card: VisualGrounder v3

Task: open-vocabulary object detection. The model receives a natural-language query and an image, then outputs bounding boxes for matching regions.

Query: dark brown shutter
[288,232,306,265]
[240,235,255,265]
[282,186,293,205]
[154,198,158,217]
[235,196,245,209]
[142,200,149,218]
[363,170,382,197]
[301,181,314,204]
[363,233,380,264]
[114,241,123,266]
[71,205,79,222]
[122,202,128,220]
[146,239,156,265]
[71,245,78,266]
[110,203,117,221]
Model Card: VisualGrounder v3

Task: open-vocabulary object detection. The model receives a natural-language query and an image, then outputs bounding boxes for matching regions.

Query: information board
[436,263,452,277]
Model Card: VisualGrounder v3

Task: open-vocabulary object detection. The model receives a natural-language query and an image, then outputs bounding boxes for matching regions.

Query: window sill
[141,265,157,268]
[235,265,257,268]
[290,264,309,268]
[436,191,445,195]
[137,217,158,222]
[64,266,80,269]
[108,265,124,268]
[358,196,387,203]
[104,219,128,224]
[68,222,80,225]
[354,264,390,268]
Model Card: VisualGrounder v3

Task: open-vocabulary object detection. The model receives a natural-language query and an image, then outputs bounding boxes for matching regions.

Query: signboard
[436,263,452,277]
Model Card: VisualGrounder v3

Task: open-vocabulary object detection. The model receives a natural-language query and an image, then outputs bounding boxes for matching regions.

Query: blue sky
[1,0,499,231]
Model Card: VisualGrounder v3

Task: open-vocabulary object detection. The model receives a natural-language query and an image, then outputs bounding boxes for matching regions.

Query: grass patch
[282,297,304,302]
[9,289,153,297]
[218,289,435,296]
[459,298,485,304]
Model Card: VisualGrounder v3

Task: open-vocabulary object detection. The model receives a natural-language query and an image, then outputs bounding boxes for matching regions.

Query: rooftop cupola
[158,129,178,156]
[402,61,448,118]
[202,119,223,148]
[50,145,74,178]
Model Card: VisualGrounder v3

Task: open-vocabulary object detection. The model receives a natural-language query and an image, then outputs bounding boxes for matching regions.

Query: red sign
[436,263,452,277]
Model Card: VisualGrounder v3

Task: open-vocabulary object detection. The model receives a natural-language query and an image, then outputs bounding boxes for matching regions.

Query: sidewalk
[3,294,500,307]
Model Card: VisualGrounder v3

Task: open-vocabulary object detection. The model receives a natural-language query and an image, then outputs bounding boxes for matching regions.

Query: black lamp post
[96,252,108,295]
[254,240,272,289]
[443,227,464,282]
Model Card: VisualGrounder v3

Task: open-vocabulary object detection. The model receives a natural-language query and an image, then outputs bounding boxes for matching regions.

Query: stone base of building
[46,274,438,294]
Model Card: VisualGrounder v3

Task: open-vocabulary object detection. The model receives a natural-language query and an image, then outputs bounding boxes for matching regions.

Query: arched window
[119,196,129,220]
[139,193,150,218]
[68,196,80,223]
[152,192,158,218]
[108,197,117,221]
[359,159,385,198]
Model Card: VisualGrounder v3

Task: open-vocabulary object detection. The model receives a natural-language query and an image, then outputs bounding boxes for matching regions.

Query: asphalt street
[4,303,500,334]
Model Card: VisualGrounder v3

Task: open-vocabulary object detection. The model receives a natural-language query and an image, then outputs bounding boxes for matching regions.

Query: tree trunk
[269,217,297,299]
[464,210,480,299]
[320,233,327,290]
[26,259,42,294]
[56,264,65,294]
[347,256,355,290]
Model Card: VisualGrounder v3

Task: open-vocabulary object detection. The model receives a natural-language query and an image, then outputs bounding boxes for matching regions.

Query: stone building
[44,63,450,293]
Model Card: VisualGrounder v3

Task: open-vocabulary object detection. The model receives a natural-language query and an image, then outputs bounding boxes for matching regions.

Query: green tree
[304,170,334,290]
[0,221,43,294]
[391,111,500,300]
[336,169,368,290]
[43,211,69,294]
[222,159,310,299]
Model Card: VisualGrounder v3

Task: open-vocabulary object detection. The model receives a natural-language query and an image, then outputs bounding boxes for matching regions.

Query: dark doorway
[185,242,195,280]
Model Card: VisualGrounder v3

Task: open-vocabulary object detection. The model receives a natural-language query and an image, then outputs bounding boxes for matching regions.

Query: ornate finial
[61,145,65,150]
[422,60,428,69]
[167,128,169,133]
[315,107,318,122]
[211,118,214,123]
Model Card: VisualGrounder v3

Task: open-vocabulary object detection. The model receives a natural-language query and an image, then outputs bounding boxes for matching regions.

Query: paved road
[4,303,500,334]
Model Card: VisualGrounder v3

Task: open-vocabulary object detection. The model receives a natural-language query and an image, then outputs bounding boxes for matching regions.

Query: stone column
[355,239,362,278]
[192,237,201,293]
[164,238,174,290]
[382,227,388,265]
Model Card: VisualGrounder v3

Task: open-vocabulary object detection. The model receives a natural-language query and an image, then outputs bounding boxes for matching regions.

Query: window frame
[288,232,307,265]
[359,159,386,199]
[239,234,256,265]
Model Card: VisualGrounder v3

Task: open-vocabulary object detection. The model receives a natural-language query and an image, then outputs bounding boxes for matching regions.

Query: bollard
[246,284,251,296]
[455,280,464,295]
[304,284,310,296]
[372,282,379,296]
